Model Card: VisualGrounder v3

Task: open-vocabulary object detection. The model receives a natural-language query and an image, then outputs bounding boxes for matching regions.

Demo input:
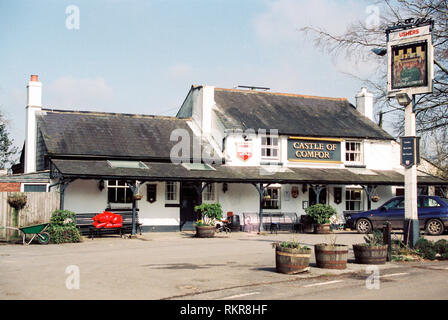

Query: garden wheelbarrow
[2,223,50,245]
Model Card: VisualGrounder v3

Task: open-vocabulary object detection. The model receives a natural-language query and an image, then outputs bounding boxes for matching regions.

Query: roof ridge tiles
[214,87,348,102]
[40,108,191,120]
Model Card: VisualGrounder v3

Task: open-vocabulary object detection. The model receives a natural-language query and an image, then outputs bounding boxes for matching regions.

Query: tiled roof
[213,88,394,140]
[37,109,207,160]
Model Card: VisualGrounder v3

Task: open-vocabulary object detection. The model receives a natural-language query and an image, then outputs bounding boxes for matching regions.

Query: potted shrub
[47,210,82,244]
[314,234,349,269]
[353,229,388,264]
[272,240,311,274]
[194,203,223,238]
[305,204,337,234]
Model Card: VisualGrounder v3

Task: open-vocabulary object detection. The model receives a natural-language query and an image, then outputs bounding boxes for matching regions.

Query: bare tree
[0,111,18,169]
[300,0,447,174]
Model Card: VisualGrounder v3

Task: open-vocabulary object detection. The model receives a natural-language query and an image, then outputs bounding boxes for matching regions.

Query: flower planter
[275,245,311,274]
[353,244,388,264]
[314,223,331,234]
[195,225,216,238]
[314,244,348,269]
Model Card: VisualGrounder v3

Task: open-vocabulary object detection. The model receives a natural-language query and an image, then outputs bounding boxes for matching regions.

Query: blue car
[346,195,448,235]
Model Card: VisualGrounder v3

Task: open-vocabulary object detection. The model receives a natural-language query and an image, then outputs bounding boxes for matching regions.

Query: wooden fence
[0,192,60,241]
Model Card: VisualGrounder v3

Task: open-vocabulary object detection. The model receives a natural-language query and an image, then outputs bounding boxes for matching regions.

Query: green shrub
[47,210,82,244]
[272,240,309,250]
[415,238,436,260]
[363,229,384,246]
[434,239,448,254]
[305,204,337,224]
[194,203,223,226]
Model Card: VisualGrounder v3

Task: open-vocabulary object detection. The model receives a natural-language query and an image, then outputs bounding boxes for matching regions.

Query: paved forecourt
[1,230,445,300]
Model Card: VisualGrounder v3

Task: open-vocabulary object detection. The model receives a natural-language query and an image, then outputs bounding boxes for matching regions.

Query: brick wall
[0,182,21,192]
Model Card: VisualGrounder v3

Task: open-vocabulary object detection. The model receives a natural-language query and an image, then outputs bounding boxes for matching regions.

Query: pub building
[4,76,448,232]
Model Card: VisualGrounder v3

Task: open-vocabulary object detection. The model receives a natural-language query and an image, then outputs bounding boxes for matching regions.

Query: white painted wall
[64,180,107,213]
[64,180,180,227]
[138,182,180,227]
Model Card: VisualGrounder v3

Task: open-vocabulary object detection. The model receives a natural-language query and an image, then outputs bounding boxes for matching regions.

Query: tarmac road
[174,262,448,300]
[1,230,447,300]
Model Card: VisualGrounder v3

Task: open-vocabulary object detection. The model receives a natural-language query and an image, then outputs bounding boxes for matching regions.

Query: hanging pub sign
[400,136,421,169]
[387,20,434,97]
[236,142,253,161]
[288,137,342,163]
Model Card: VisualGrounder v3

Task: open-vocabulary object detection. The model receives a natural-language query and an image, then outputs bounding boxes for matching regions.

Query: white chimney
[355,87,374,121]
[25,75,42,173]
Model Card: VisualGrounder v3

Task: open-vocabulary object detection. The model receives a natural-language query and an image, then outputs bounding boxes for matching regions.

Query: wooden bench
[75,209,142,238]
[242,212,298,233]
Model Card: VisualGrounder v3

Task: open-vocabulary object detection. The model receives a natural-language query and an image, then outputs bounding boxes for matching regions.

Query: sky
[0,0,388,151]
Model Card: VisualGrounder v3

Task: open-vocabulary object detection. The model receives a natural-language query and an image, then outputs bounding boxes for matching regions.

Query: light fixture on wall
[222,183,228,193]
[302,184,307,193]
[98,179,105,191]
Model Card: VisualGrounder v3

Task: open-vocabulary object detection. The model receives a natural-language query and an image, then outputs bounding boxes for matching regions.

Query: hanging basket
[133,194,143,200]
[371,195,380,203]
[7,194,27,210]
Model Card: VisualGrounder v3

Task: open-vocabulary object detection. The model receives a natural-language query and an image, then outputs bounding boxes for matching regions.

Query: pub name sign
[288,137,342,163]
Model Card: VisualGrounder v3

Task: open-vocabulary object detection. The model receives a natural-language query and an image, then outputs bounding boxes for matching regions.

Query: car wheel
[356,218,372,234]
[425,219,444,236]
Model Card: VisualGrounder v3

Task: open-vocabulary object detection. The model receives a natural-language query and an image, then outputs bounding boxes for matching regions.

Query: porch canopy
[50,159,448,234]
[50,159,448,186]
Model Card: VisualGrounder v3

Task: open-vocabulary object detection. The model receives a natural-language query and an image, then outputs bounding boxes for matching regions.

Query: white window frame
[21,183,49,192]
[263,187,281,210]
[107,180,133,204]
[261,135,280,161]
[345,188,363,211]
[202,183,216,202]
[165,182,179,203]
[345,141,363,165]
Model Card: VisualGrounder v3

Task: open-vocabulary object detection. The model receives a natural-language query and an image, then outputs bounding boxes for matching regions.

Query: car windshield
[441,198,448,206]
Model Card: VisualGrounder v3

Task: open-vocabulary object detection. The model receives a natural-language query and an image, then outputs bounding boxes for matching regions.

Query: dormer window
[261,136,279,161]
[345,141,363,165]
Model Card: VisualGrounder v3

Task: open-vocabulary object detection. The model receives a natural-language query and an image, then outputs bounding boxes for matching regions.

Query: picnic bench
[75,209,142,239]
[242,212,298,233]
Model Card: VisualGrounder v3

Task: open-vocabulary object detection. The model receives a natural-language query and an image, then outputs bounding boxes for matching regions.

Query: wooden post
[383,222,392,262]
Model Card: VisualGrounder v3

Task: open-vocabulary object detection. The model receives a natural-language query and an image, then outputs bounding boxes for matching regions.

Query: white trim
[165,181,180,204]
[344,140,364,165]
[21,183,49,192]
[202,183,216,202]
[260,135,280,162]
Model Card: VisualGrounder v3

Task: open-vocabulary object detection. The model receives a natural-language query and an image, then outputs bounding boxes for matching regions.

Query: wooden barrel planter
[314,224,331,234]
[275,246,312,274]
[353,244,388,264]
[314,244,349,269]
[195,225,216,238]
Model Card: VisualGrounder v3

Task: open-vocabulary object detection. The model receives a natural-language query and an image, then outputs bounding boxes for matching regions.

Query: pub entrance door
[180,182,201,231]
